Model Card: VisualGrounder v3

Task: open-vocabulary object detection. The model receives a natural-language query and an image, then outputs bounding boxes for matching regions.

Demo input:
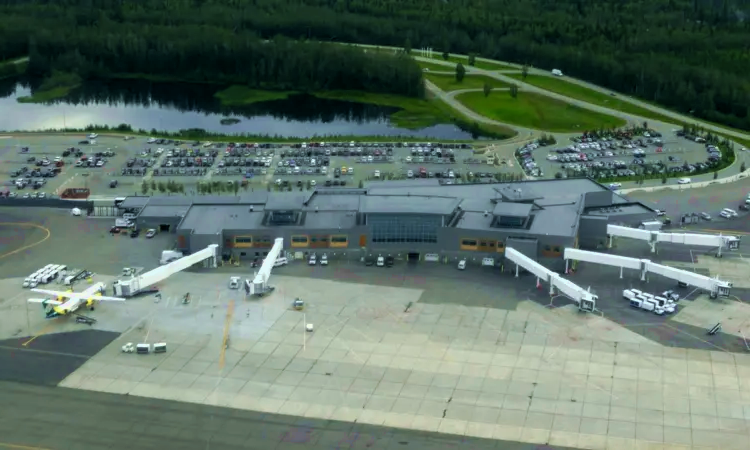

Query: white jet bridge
[607,224,740,257]
[564,247,732,298]
[505,247,597,312]
[113,244,219,297]
[246,238,284,296]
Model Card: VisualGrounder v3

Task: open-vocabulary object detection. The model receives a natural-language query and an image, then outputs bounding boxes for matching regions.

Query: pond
[0,78,481,139]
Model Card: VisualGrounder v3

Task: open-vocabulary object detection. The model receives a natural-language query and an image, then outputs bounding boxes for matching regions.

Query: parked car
[320,253,328,266]
[145,229,157,238]
[376,256,385,267]
[130,228,140,238]
[228,277,240,289]
[458,259,467,270]
[700,212,711,221]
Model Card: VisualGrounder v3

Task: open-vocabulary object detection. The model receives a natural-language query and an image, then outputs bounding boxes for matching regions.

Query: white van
[458,259,467,270]
[273,257,288,267]
[719,208,737,219]
[376,256,385,267]
[622,289,636,301]
[122,213,137,220]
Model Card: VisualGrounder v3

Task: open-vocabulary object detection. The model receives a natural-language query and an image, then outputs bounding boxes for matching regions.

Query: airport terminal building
[121,178,656,269]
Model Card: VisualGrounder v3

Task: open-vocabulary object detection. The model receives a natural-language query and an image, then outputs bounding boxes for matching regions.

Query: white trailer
[113,244,219,297]
[247,238,284,296]
[564,248,732,298]
[607,224,740,257]
[505,247,597,312]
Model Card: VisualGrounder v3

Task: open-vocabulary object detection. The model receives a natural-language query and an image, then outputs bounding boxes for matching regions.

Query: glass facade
[369,214,440,243]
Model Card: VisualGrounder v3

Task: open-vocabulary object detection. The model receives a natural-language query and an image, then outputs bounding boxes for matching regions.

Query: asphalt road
[0,381,580,450]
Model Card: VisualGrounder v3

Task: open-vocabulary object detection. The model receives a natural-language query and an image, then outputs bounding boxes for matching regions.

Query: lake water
[0,78,480,139]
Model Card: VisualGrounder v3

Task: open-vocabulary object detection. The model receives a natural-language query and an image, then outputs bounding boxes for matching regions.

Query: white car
[677,177,691,184]
[228,277,241,289]
[653,209,665,216]
[308,254,317,265]
[88,133,99,139]
[147,137,157,143]
[374,170,381,178]
[320,254,328,266]
[608,183,622,190]
[376,256,385,267]
[310,180,317,186]
[406,156,412,163]
[457,259,466,270]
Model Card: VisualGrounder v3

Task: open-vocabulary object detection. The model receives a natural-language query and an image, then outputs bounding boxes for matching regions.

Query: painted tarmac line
[0,223,51,260]
[0,442,51,450]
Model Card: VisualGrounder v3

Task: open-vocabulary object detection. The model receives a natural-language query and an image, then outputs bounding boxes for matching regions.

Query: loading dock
[505,247,597,312]
[113,244,219,297]
[407,253,420,262]
[563,248,733,298]
[607,224,740,257]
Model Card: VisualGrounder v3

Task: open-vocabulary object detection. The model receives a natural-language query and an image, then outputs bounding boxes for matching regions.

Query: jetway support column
[515,263,519,278]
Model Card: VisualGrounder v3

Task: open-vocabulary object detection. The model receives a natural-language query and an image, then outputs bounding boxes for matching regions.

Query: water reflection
[0,78,481,139]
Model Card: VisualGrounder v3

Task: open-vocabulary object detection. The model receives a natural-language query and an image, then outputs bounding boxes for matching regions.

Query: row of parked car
[220,157,270,168]
[165,156,215,168]
[152,168,208,176]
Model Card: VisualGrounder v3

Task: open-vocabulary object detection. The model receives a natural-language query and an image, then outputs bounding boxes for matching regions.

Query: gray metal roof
[140,204,192,219]
[145,196,194,206]
[492,202,532,217]
[304,194,360,212]
[360,195,460,215]
[265,193,307,210]
[118,196,150,209]
[179,205,265,234]
[303,211,357,229]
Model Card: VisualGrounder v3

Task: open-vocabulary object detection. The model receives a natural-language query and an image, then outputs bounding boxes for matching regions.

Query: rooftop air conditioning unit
[483,211,489,217]
[249,206,254,212]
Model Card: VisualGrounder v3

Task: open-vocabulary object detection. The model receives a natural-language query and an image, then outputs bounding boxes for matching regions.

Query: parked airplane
[28,282,125,318]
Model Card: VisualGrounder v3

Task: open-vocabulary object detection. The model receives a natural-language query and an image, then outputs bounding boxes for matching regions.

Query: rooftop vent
[249,206,254,212]
[315,206,319,213]
[483,210,489,217]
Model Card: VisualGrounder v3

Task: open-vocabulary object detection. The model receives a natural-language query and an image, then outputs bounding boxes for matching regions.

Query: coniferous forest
[0,0,749,130]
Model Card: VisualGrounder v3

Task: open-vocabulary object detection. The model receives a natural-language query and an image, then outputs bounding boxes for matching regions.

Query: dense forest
[0,0,749,130]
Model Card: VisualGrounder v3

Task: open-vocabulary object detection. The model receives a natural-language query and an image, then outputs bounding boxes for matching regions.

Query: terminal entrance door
[407,252,420,262]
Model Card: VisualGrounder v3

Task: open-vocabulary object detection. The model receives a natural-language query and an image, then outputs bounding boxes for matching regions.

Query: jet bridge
[505,247,597,312]
[113,244,219,297]
[246,238,284,296]
[607,224,740,256]
[564,248,732,298]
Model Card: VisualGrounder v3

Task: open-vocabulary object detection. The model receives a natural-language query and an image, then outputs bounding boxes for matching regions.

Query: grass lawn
[424,74,509,92]
[316,90,515,139]
[505,73,685,125]
[456,90,626,132]
[17,84,79,103]
[416,60,454,72]
[214,85,296,105]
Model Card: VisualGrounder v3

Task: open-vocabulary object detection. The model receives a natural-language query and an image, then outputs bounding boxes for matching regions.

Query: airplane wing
[27,298,62,305]
[31,289,126,302]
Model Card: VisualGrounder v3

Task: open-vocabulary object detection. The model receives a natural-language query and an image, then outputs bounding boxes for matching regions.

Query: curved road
[359,41,750,145]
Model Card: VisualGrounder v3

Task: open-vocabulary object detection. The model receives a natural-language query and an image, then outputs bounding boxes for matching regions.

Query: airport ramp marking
[0,222,51,260]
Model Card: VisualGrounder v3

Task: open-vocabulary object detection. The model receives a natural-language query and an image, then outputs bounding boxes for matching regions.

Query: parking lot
[1,136,524,197]
[518,130,717,182]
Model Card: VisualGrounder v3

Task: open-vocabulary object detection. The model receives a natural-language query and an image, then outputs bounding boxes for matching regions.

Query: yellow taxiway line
[0,222,51,260]
[218,299,235,369]
[21,321,56,347]
[0,442,52,450]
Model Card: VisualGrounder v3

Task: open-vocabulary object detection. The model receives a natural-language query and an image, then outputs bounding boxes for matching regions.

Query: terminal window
[370,214,439,243]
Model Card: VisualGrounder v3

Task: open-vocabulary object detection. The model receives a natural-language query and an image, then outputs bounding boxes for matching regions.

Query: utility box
[136,343,151,354]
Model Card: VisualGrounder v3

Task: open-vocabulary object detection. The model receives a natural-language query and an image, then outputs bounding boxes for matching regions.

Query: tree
[554,172,563,179]
[509,84,518,98]
[713,171,718,179]
[483,82,492,97]
[468,53,476,66]
[741,162,746,172]
[358,180,364,188]
[150,179,156,192]
[140,180,149,195]
[157,181,166,193]
[403,37,411,55]
[662,175,667,184]
[455,63,465,83]
[521,64,529,80]
[233,181,239,195]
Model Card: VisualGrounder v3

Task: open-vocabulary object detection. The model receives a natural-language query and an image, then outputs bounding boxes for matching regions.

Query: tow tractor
[75,314,97,325]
